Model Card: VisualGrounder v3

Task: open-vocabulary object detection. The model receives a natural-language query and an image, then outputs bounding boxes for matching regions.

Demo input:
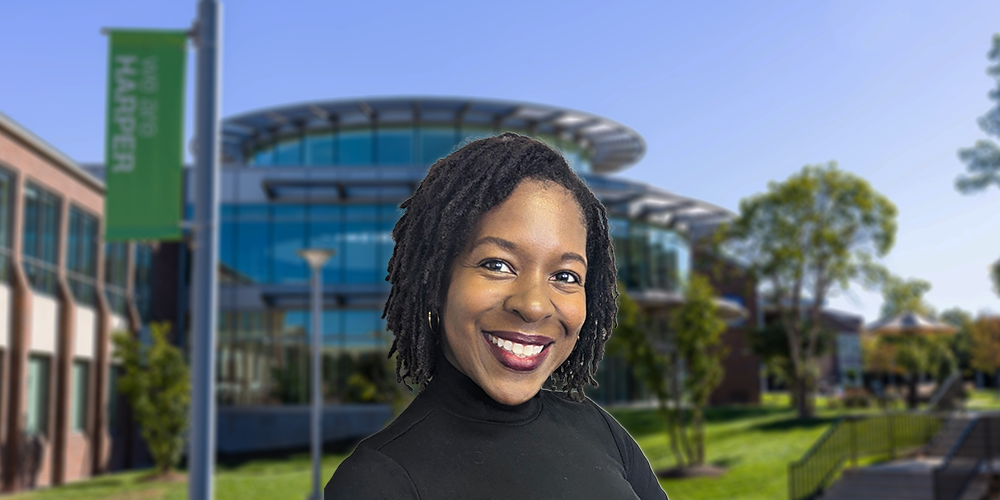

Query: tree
[112,323,190,478]
[870,273,955,408]
[669,273,728,466]
[956,34,1000,299]
[970,316,1000,392]
[606,274,727,469]
[748,320,836,406]
[879,275,935,318]
[957,34,1000,195]
[940,308,975,375]
[717,162,897,418]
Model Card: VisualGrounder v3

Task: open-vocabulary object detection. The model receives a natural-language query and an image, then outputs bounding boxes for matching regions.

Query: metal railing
[927,373,964,411]
[933,413,1000,500]
[788,412,945,500]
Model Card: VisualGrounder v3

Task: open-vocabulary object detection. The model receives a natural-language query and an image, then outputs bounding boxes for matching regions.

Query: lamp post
[298,248,334,500]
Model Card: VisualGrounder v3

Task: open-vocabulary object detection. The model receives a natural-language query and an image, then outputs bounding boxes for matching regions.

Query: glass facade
[104,242,128,316]
[216,309,390,406]
[248,126,593,173]
[133,244,153,319]
[609,217,690,293]
[67,207,99,307]
[22,183,61,295]
[219,204,399,285]
[218,110,689,409]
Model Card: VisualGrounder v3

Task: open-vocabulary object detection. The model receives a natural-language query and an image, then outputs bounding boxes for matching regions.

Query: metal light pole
[190,1,222,499]
[298,249,334,500]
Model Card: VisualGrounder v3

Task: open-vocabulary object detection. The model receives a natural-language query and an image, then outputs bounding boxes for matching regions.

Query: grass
[611,402,839,500]
[12,391,1000,500]
[968,389,1000,410]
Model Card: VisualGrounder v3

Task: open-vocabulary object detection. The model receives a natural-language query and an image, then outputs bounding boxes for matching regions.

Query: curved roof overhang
[583,174,735,236]
[222,97,646,174]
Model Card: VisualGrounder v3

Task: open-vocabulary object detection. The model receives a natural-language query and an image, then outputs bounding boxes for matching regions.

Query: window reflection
[246,125,591,172]
[215,308,398,406]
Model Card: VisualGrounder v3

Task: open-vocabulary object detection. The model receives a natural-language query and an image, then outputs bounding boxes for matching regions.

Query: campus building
[0,111,163,493]
[1,98,759,486]
[197,97,754,452]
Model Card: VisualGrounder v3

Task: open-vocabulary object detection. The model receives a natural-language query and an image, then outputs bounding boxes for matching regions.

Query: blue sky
[2,0,999,323]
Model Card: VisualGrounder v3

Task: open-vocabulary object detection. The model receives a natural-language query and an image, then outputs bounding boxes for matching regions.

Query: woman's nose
[503,274,555,323]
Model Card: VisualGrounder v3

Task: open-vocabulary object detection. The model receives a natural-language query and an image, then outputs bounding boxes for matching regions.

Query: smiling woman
[325,133,668,500]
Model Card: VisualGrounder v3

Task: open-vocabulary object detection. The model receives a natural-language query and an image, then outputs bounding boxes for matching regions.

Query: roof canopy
[222,97,646,174]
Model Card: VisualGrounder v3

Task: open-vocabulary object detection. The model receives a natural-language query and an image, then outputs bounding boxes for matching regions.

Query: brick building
[693,251,761,406]
[0,111,160,494]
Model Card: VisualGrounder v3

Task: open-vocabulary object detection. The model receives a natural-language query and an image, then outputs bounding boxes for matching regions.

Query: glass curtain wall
[104,243,129,316]
[133,245,153,319]
[216,309,390,406]
[22,184,61,295]
[617,222,690,293]
[248,126,592,173]
[219,203,399,286]
[67,207,99,307]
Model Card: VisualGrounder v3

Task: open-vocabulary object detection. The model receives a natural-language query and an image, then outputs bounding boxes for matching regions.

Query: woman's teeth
[487,334,545,358]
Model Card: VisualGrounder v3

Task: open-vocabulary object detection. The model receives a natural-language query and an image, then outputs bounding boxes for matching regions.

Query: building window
[0,167,13,284]
[72,360,89,432]
[376,129,413,165]
[105,242,129,315]
[67,207,99,307]
[133,244,153,319]
[26,355,50,435]
[22,183,61,295]
[107,366,120,432]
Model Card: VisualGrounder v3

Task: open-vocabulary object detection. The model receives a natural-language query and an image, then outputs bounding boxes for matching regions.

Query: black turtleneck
[325,356,669,500]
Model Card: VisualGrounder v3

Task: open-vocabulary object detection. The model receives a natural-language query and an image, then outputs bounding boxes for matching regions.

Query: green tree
[748,321,836,405]
[717,162,897,418]
[956,34,1000,299]
[940,307,975,374]
[879,275,935,318]
[871,273,955,408]
[606,275,727,469]
[606,284,679,465]
[970,316,1000,392]
[957,34,1000,195]
[669,273,728,466]
[112,323,190,478]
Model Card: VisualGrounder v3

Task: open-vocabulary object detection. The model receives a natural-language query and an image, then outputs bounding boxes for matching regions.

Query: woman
[326,133,668,500]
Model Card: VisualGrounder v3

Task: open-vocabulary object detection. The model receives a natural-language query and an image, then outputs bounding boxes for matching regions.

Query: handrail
[788,412,945,500]
[927,373,963,411]
[933,414,1000,500]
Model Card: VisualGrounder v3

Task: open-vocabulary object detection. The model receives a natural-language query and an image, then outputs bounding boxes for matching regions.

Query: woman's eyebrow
[471,236,587,268]
[470,236,518,252]
[562,252,588,268]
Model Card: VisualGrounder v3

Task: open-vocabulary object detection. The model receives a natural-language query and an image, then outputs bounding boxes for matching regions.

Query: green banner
[104,30,187,241]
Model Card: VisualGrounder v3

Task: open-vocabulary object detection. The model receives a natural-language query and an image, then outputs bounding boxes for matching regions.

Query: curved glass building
[203,97,737,450]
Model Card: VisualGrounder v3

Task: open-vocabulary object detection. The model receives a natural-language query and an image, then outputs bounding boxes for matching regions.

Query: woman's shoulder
[325,444,419,499]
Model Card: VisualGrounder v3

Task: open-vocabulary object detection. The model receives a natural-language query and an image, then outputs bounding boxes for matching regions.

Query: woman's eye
[553,271,581,284]
[481,260,513,274]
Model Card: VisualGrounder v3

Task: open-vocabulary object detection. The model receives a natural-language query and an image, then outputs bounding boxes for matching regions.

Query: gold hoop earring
[427,310,439,332]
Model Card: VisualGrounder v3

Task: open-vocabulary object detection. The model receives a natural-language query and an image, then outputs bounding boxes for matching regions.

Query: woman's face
[441,179,588,406]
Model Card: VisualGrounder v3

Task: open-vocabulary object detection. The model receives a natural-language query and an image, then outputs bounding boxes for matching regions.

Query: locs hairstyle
[383,132,618,401]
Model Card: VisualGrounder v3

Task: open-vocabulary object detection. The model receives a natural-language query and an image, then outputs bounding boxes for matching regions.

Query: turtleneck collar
[423,352,543,425]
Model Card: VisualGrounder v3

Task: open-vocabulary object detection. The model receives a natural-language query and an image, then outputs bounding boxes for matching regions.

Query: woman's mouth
[482,332,551,372]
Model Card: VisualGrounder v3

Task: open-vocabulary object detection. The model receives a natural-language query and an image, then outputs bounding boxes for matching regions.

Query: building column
[91,221,111,475]
[52,199,78,485]
[4,172,35,492]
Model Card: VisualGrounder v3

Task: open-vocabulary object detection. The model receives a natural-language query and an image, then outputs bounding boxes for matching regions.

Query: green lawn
[11,391,999,500]
[612,404,837,500]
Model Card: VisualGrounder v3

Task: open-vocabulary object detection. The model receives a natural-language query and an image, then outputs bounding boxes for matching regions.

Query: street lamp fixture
[297,248,334,500]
